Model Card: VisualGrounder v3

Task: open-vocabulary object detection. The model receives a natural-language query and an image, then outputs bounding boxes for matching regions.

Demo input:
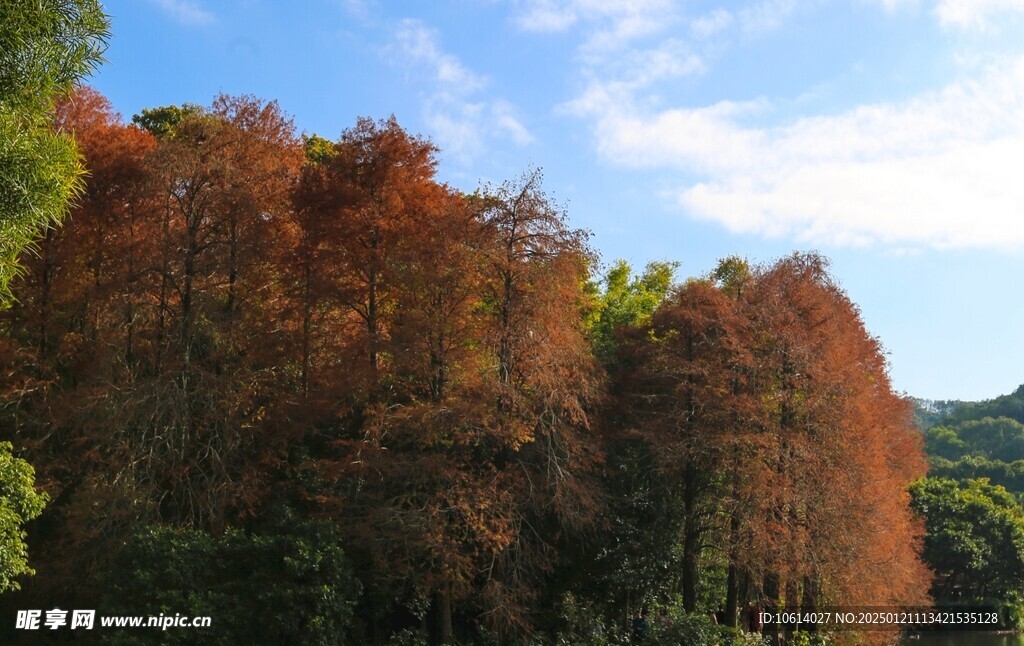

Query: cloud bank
[934,0,1024,28]
[573,57,1024,249]
[533,0,1024,249]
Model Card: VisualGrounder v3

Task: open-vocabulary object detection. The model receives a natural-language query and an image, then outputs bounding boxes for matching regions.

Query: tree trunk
[301,263,312,396]
[725,448,743,628]
[725,561,740,628]
[438,584,453,645]
[763,572,781,644]
[682,459,700,613]
[801,575,818,632]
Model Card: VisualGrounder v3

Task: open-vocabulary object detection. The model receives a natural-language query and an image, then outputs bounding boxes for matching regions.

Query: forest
[910,385,1024,613]
[0,85,941,645]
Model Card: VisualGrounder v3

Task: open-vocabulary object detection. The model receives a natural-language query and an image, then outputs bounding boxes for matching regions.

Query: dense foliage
[0,87,931,645]
[910,477,1024,603]
[0,442,48,593]
[102,518,361,645]
[912,383,1024,621]
[583,254,930,642]
[0,0,109,302]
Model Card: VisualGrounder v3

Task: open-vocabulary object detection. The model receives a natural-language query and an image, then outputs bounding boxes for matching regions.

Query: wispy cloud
[738,0,799,33]
[492,100,535,146]
[394,20,486,92]
[527,0,706,126]
[573,57,1024,249]
[339,0,373,17]
[866,0,1024,27]
[391,19,532,163]
[148,0,215,26]
[515,0,579,32]
[423,99,534,161]
[934,0,1024,29]
[691,9,734,38]
[867,0,921,10]
[545,0,806,116]
[514,0,676,56]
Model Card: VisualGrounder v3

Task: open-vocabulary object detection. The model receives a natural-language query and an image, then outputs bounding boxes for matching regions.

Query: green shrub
[101,519,361,644]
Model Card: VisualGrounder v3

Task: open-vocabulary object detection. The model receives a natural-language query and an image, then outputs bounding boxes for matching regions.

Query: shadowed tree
[0,92,304,609]
[470,168,603,636]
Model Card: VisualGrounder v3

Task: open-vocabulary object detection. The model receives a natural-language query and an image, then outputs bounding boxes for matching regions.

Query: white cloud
[423,98,535,162]
[339,0,373,18]
[575,58,1024,249]
[546,0,801,121]
[739,0,799,33]
[564,40,704,103]
[514,0,676,55]
[626,40,705,85]
[394,20,486,92]
[934,0,1024,28]
[424,100,486,161]
[862,0,920,11]
[391,20,532,163]
[515,0,579,31]
[865,0,1024,27]
[492,100,535,146]
[691,9,734,38]
[149,0,215,26]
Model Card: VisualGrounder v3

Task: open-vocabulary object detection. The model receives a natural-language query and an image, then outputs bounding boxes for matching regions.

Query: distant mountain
[912,385,1024,431]
[911,397,969,431]
[918,384,1024,492]
[942,384,1024,427]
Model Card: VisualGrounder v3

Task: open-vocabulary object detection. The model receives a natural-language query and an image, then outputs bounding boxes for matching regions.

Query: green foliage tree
[923,410,1024,512]
[102,518,362,645]
[0,0,109,303]
[0,442,49,593]
[910,477,1024,603]
[302,133,337,164]
[711,255,750,298]
[131,103,205,139]
[586,438,687,619]
[913,397,966,431]
[955,417,1024,462]
[926,425,970,461]
[589,259,678,365]
[945,384,1024,427]
[930,456,1024,494]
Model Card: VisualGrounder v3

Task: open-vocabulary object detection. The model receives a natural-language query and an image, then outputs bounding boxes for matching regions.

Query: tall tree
[0,92,304,608]
[333,117,441,388]
[471,168,603,634]
[618,277,754,613]
[610,253,929,636]
[589,259,678,367]
[741,254,929,619]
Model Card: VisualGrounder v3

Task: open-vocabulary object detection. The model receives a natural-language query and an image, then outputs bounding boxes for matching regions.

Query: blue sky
[90,0,1024,401]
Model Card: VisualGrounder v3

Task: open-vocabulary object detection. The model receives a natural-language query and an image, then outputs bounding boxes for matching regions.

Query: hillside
[920,383,1024,492]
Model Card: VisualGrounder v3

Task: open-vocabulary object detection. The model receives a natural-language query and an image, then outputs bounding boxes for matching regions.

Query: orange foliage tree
[615,253,930,634]
[0,86,930,645]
